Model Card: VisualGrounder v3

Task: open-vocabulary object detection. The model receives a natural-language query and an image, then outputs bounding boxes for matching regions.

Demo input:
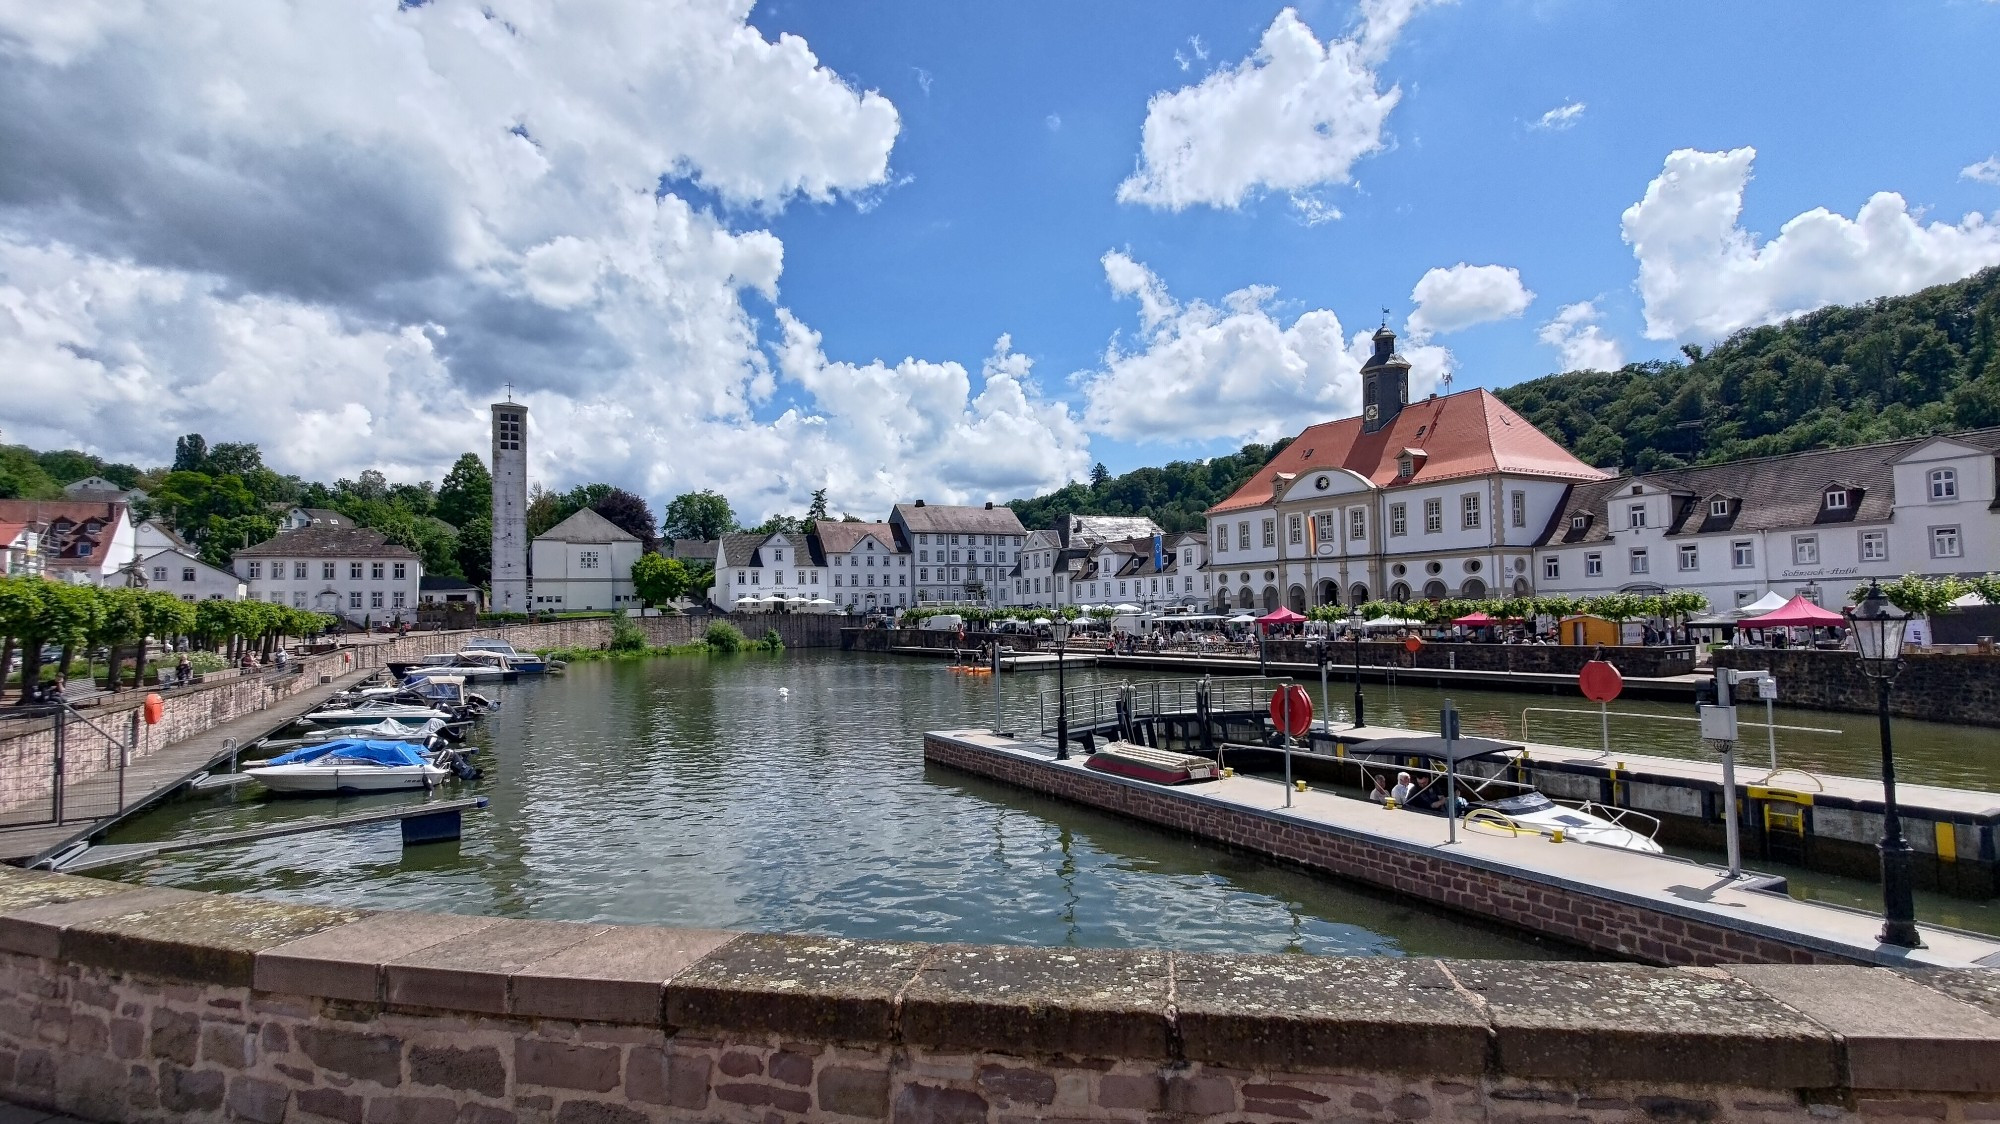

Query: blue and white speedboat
[461,638,561,674]
[245,739,447,795]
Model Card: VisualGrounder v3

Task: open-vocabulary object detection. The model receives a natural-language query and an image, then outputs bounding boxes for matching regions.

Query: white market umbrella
[1741,591,1790,615]
[1362,614,1422,630]
[1031,617,1052,625]
[1227,613,1258,624]
[1113,603,1143,613]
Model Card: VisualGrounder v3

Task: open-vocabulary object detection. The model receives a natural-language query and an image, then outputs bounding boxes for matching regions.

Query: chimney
[914,499,925,507]
[984,501,994,510]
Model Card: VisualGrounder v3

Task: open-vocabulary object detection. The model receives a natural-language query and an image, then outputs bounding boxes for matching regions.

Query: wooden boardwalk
[0,667,376,866]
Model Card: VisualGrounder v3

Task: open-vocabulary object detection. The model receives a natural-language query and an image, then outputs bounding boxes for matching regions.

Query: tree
[663,490,738,541]
[456,514,492,586]
[525,487,566,540]
[805,488,829,523]
[0,446,62,500]
[150,471,263,542]
[1089,463,1111,489]
[590,488,659,552]
[173,434,209,474]
[437,453,491,528]
[204,442,266,478]
[632,552,692,608]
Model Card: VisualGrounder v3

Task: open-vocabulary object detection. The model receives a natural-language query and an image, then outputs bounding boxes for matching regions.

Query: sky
[3,0,1999,522]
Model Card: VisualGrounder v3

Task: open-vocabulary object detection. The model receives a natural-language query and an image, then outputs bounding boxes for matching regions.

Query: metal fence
[1035,675,1286,737]
[0,704,138,831]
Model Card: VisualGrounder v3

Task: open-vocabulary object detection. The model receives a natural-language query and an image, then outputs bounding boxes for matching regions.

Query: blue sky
[753,0,2000,475]
[3,0,1998,518]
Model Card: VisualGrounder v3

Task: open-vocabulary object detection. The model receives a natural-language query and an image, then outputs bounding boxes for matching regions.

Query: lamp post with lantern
[1348,606,1367,729]
[1845,581,1922,949]
[1050,616,1072,760]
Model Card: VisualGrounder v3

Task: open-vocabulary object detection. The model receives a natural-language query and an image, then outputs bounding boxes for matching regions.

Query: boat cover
[1346,735,1521,765]
[267,739,432,768]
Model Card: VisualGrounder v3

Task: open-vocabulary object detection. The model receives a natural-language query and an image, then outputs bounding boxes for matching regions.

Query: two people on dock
[1370,772,1418,807]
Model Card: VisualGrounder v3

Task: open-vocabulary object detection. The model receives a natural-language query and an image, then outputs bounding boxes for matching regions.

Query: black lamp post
[1051,617,1072,760]
[1348,606,1366,729]
[1846,581,1922,949]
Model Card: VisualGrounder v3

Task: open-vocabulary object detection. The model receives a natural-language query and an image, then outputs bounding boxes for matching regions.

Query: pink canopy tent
[1452,611,1499,626]
[1739,595,1845,628]
[1256,606,1307,631]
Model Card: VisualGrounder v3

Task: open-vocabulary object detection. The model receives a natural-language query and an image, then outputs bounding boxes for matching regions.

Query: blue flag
[1152,533,1164,572]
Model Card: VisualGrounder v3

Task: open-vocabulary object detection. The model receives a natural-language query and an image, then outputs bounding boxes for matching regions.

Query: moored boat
[1086,743,1221,785]
[245,739,447,795]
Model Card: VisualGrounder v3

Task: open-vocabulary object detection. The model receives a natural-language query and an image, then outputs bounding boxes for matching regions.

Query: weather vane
[1380,306,1391,328]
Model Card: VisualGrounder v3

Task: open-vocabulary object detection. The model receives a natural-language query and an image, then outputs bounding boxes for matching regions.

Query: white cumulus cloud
[1078,251,1452,444]
[1622,147,2000,342]
[1405,263,1534,340]
[1964,156,2000,186]
[1115,4,1433,216]
[1537,301,1625,372]
[1529,101,1586,131]
[0,0,1084,521]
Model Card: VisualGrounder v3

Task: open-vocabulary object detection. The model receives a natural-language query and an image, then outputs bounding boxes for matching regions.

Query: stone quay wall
[4,867,2000,1124]
[926,733,1857,969]
[1711,648,2000,729]
[841,628,1039,654]
[1254,639,1698,678]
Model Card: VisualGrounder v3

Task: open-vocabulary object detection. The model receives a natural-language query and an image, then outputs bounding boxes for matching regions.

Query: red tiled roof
[0,521,29,544]
[1208,389,1606,515]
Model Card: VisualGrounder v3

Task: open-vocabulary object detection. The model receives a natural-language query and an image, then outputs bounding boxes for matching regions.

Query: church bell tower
[1360,324,1411,434]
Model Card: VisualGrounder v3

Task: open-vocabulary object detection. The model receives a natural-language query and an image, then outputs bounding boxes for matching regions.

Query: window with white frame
[350,562,363,580]
[371,562,384,580]
[1585,552,1603,577]
[151,566,166,581]
[349,591,362,609]
[392,592,406,608]
[1237,521,1250,550]
[1824,489,1849,511]
[1213,528,1227,553]
[292,592,305,607]
[323,562,336,580]
[1424,499,1443,534]
[247,561,262,579]
[1793,535,1818,565]
[1932,525,1962,558]
[1462,493,1481,530]
[1288,515,1303,545]
[1261,519,1276,548]
[1511,491,1526,528]
[1349,508,1366,540]
[1732,540,1754,568]
[1629,548,1648,574]
[294,562,308,579]
[1710,498,1730,517]
[1316,513,1335,544]
[1861,530,1887,562]
[1628,504,1646,529]
[1678,543,1699,571]
[393,563,406,580]
[1930,468,1958,500]
[182,567,196,582]
[1543,556,1560,580]
[371,591,383,609]
[1390,503,1407,536]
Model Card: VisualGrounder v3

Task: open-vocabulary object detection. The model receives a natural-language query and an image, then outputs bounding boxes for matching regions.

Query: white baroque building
[128,548,244,602]
[814,520,911,611]
[891,502,1025,605]
[710,529,827,609]
[1203,327,1607,613]
[233,524,423,625]
[1533,428,2000,609]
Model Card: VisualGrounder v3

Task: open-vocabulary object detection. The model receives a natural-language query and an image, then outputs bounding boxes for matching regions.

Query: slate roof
[892,503,1026,537]
[664,538,716,561]
[419,575,480,591]
[1063,514,1163,546]
[234,524,417,559]
[1210,389,1606,515]
[287,507,351,528]
[536,507,638,544]
[720,531,821,568]
[813,520,900,556]
[1535,427,2000,547]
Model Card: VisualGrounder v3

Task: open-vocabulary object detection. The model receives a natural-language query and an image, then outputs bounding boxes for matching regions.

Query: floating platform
[925,728,2000,969]
[1085,742,1220,785]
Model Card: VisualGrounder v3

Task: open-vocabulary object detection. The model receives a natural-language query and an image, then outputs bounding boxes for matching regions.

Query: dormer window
[1709,498,1730,518]
[1570,515,1587,531]
[1824,488,1849,511]
[1396,455,1413,478]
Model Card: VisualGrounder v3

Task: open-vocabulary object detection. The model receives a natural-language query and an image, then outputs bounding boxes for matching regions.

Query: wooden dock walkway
[0,667,377,866]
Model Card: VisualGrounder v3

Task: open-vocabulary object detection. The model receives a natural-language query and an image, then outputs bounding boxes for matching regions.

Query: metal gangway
[1035,675,1287,742]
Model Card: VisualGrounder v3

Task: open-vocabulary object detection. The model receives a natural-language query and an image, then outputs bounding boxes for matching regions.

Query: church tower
[1359,324,1411,434]
[490,397,529,613]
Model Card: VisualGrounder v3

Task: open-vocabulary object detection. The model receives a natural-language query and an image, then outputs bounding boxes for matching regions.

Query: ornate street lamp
[1348,606,1367,729]
[1050,616,1072,760]
[1846,581,1922,949]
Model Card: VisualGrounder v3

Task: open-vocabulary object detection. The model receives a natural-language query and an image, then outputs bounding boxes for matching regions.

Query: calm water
[110,650,2000,949]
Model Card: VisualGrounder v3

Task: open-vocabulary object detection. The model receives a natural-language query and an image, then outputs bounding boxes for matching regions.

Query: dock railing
[1035,675,1286,739]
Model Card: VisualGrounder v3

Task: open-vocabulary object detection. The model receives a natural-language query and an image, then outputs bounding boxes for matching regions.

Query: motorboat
[301,700,457,727]
[1347,735,1664,854]
[461,638,562,674]
[245,739,447,795]
[402,659,517,683]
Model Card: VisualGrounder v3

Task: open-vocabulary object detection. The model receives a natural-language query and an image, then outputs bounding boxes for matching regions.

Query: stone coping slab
[5,864,2000,1092]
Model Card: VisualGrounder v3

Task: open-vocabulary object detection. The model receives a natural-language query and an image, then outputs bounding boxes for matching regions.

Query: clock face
[1314,475,1330,490]
[1364,405,1379,420]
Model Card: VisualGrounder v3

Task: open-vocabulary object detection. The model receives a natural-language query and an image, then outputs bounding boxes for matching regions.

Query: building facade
[0,521,43,577]
[710,530,827,609]
[1533,428,2000,610]
[529,508,643,612]
[128,548,244,602]
[0,500,135,585]
[1202,328,1606,614]
[490,400,530,615]
[232,524,423,625]
[814,521,911,611]
[891,502,1026,605]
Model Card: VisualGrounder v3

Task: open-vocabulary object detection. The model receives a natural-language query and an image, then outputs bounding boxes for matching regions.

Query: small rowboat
[1085,743,1220,785]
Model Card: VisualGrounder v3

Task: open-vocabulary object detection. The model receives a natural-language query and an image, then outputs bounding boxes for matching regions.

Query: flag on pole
[1152,533,1164,572]
[1306,513,1318,555]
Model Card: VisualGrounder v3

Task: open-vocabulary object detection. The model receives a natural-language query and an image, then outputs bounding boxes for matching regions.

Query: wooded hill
[1498,265,2000,472]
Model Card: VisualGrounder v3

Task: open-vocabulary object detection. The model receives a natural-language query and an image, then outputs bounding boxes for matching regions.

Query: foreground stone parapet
[5,867,2000,1123]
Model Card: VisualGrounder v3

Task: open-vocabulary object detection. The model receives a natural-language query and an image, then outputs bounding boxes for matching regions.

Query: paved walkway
[0,666,376,866]
[941,729,2000,968]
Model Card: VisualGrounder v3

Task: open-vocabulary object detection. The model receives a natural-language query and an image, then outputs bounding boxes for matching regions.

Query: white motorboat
[303,701,456,726]
[1471,791,1664,854]
[403,660,516,683]
[461,639,561,674]
[245,739,447,795]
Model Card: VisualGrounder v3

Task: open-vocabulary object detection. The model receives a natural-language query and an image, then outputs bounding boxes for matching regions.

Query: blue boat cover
[266,739,431,768]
